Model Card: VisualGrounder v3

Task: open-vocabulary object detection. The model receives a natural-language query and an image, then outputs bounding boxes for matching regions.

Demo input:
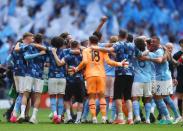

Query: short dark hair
[119,29,128,39]
[34,33,43,43]
[134,38,146,51]
[93,31,102,41]
[51,36,65,48]
[60,32,70,39]
[127,33,133,43]
[17,39,23,43]
[23,32,33,39]
[151,36,160,42]
[146,38,151,45]
[80,40,88,47]
[179,39,183,45]
[71,40,79,48]
[89,35,99,44]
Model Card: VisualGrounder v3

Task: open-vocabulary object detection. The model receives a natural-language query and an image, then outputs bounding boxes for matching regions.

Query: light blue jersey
[150,60,156,81]
[133,52,153,83]
[98,42,115,77]
[150,48,171,81]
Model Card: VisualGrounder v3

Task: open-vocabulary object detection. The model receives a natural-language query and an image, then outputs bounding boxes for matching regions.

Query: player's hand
[101,16,108,22]
[68,66,78,75]
[121,59,129,68]
[162,46,168,52]
[173,79,178,87]
[44,63,50,67]
[68,67,74,75]
[40,50,46,55]
[51,48,57,54]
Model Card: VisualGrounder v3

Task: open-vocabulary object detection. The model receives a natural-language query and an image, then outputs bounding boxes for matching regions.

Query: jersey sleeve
[148,52,157,58]
[112,43,120,52]
[173,51,181,60]
[19,44,29,53]
[77,49,88,71]
[98,42,107,47]
[135,48,142,57]
[22,45,31,57]
[63,48,70,56]
[155,49,164,57]
[104,52,121,67]
[64,55,70,64]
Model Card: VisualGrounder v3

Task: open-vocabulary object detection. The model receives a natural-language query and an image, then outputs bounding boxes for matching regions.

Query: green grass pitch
[0,109,183,131]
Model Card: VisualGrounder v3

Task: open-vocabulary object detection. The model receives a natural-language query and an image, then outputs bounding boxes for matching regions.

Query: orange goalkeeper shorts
[86,76,106,94]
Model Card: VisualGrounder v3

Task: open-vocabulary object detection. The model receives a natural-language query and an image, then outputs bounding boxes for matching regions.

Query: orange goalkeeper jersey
[77,47,121,79]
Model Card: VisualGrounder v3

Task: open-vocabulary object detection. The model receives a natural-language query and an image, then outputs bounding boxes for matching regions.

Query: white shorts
[13,75,25,93]
[154,79,172,96]
[105,76,114,97]
[169,79,175,95]
[151,80,156,94]
[132,82,152,97]
[48,78,66,95]
[24,76,44,93]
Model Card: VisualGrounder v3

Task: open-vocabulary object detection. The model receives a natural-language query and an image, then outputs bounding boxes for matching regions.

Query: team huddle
[5,17,183,125]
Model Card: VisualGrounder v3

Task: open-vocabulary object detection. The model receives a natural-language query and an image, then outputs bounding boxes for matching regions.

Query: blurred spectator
[0,0,182,45]
[0,39,10,64]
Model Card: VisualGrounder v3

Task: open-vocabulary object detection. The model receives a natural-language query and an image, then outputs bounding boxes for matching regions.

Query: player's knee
[89,94,96,99]
[145,97,152,103]
[58,94,64,98]
[98,93,105,99]
[132,97,139,101]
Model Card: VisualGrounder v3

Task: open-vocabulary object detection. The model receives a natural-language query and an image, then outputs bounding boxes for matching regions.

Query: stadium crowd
[0,0,183,126]
[1,0,183,64]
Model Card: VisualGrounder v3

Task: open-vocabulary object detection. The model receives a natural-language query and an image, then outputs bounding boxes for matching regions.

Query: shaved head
[166,42,174,53]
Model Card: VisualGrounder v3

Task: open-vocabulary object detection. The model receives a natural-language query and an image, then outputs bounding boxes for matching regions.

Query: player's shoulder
[155,47,164,55]
[98,42,108,47]
[112,41,122,49]
[63,48,70,55]
[127,42,135,48]
[20,43,31,52]
[83,47,91,53]
[114,41,122,46]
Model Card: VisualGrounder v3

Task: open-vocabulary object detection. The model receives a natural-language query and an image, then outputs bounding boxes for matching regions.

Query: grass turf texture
[0,109,182,131]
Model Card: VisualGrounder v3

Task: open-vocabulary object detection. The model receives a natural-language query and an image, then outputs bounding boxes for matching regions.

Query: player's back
[25,45,45,78]
[12,43,27,76]
[65,52,83,82]
[133,53,153,83]
[48,48,65,78]
[153,48,171,81]
[83,47,106,78]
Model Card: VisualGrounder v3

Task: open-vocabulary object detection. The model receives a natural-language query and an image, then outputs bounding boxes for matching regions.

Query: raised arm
[95,16,108,33]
